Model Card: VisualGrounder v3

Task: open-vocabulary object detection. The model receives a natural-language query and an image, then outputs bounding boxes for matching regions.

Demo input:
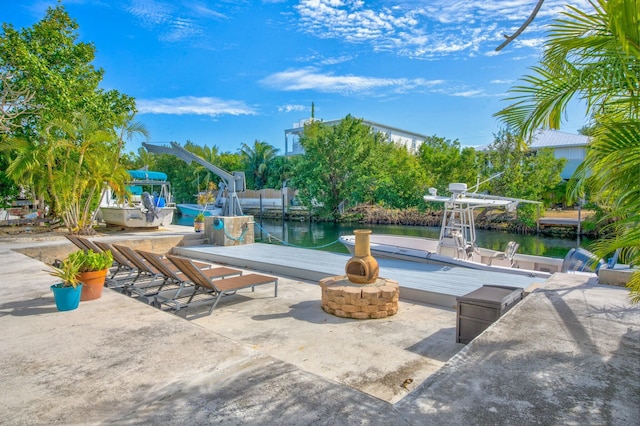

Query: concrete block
[598,268,637,287]
[205,215,254,247]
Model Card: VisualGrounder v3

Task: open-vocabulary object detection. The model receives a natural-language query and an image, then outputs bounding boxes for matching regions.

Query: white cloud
[451,89,485,97]
[125,0,227,43]
[136,96,257,116]
[278,104,307,113]
[293,0,594,58]
[261,67,443,95]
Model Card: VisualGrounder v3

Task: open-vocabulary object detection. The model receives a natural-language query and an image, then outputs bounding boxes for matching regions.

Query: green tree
[417,136,481,195]
[355,139,427,209]
[0,5,134,136]
[495,0,639,299]
[184,141,221,196]
[7,113,125,233]
[217,151,244,174]
[151,152,197,204]
[482,130,565,227]
[292,115,382,219]
[265,155,297,190]
[0,4,136,230]
[240,140,279,190]
[484,130,564,199]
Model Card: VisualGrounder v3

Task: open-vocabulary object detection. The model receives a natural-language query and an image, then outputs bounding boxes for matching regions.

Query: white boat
[99,170,176,228]
[339,183,604,278]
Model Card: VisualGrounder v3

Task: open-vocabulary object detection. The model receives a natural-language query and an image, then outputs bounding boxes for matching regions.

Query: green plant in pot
[194,212,205,233]
[67,249,113,301]
[48,255,83,311]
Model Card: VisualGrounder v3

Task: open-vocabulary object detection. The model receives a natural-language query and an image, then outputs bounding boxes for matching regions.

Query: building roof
[285,117,429,140]
[529,129,590,149]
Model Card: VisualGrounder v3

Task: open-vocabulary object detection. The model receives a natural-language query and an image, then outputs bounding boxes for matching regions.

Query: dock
[538,217,583,226]
[1,227,638,424]
[174,243,544,308]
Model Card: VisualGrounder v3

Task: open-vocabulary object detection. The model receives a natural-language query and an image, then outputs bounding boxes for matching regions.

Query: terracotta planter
[78,269,108,301]
[194,221,205,233]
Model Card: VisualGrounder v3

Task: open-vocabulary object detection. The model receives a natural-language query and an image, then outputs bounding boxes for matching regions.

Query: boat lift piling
[143,142,254,247]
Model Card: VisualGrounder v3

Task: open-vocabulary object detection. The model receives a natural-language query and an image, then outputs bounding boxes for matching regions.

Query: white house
[529,129,590,180]
[284,118,428,156]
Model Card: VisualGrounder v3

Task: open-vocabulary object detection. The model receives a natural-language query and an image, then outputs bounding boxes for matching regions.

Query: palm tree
[7,112,132,234]
[184,141,221,192]
[495,0,640,301]
[240,140,279,190]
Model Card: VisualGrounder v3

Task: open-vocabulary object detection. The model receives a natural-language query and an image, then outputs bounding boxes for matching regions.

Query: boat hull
[100,206,175,228]
[339,234,558,278]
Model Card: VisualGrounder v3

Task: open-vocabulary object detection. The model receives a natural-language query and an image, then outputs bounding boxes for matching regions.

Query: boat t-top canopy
[423,194,515,208]
[424,183,540,249]
[127,170,168,182]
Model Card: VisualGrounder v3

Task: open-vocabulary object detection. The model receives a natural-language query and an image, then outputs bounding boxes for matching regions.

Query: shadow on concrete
[251,300,352,325]
[405,327,462,362]
[0,296,58,317]
[174,294,270,320]
[102,360,403,425]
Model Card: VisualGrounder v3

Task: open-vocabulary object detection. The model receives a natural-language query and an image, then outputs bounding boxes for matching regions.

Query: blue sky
[5,0,592,154]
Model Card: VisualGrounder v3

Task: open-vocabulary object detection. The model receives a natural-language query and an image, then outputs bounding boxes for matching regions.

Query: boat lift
[142,142,246,216]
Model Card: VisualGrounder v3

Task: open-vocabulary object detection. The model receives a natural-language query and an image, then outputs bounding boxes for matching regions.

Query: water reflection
[175,215,589,259]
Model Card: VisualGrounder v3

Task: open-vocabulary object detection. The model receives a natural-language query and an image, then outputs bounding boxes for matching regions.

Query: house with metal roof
[284,118,428,156]
[529,129,590,179]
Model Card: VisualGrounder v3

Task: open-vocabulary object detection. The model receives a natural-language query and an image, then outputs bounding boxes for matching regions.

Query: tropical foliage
[417,135,480,195]
[47,254,82,288]
[291,115,409,219]
[482,130,565,227]
[495,0,640,301]
[0,5,139,234]
[240,140,279,190]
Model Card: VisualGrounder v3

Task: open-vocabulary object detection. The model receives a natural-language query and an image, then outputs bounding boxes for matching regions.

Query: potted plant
[67,249,113,301]
[48,255,83,311]
[194,212,205,233]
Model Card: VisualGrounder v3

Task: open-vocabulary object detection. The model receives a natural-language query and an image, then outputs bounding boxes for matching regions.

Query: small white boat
[339,183,604,278]
[99,170,175,228]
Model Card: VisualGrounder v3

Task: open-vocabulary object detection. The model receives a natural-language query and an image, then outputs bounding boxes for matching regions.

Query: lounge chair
[66,235,92,251]
[165,254,278,315]
[76,237,103,254]
[137,250,243,311]
[112,244,176,297]
[112,244,214,300]
[93,241,136,282]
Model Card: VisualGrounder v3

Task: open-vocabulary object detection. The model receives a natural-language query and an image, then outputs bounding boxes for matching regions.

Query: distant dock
[538,217,583,227]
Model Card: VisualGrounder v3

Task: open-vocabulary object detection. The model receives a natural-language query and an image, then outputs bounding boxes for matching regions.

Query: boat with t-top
[99,170,176,228]
[339,183,604,278]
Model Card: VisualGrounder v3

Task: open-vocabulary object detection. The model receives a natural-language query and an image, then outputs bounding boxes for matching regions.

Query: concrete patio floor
[0,229,638,425]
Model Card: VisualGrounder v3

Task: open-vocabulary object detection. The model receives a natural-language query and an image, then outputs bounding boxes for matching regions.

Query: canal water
[175,216,589,259]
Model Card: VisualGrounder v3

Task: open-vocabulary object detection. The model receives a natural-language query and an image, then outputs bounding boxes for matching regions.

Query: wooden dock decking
[173,243,545,308]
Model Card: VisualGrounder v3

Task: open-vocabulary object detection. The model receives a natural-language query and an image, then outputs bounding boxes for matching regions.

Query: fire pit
[320,230,399,319]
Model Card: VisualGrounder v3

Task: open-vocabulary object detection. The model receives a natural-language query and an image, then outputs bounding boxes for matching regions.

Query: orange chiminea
[345,229,379,284]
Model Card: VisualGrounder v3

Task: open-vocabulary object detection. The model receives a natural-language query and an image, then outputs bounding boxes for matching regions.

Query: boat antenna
[470,172,504,193]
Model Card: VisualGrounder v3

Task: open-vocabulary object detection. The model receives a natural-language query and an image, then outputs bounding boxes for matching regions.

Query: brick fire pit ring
[320,276,399,319]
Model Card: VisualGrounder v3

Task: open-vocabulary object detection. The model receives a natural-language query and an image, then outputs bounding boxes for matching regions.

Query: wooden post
[577,201,582,246]
[282,193,286,223]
